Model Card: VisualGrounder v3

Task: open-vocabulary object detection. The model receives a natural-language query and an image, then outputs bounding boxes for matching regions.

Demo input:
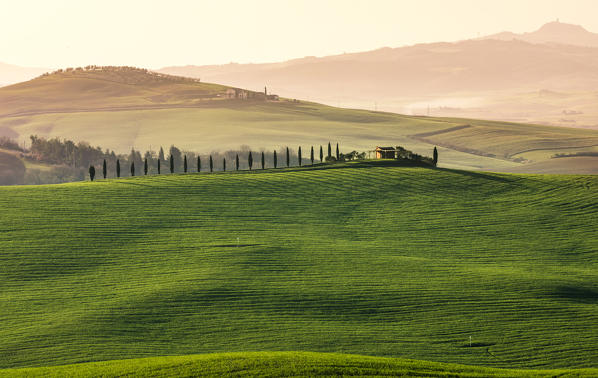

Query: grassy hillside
[2,352,598,377]
[1,67,598,174]
[1,161,597,370]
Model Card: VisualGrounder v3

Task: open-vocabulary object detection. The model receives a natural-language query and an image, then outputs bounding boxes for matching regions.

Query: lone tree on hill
[298,146,302,166]
[102,159,107,179]
[130,162,135,177]
[144,158,148,175]
[223,157,226,172]
[273,150,277,168]
[197,156,201,172]
[328,142,332,158]
[336,143,340,160]
[184,155,188,173]
[320,145,323,162]
[236,154,239,171]
[209,155,213,172]
[89,166,95,181]
[261,151,265,169]
[116,159,121,178]
[248,151,253,170]
[286,147,290,167]
[310,146,314,166]
[157,159,161,174]
[433,147,438,167]
[170,155,174,173]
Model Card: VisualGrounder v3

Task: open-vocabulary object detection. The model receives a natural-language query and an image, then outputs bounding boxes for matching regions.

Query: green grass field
[1,161,597,371]
[2,68,598,174]
[2,351,598,377]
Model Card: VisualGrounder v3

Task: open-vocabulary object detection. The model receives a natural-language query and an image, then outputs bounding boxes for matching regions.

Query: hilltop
[1,65,598,181]
[0,162,597,370]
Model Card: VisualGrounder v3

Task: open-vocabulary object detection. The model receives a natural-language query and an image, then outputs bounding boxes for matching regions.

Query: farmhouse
[375,146,396,159]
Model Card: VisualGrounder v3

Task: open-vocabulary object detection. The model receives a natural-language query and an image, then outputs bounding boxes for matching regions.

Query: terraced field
[0,161,597,370]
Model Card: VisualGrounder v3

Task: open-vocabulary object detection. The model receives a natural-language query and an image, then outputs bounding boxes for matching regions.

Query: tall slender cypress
[433,146,438,166]
[223,157,226,172]
[273,150,277,168]
[158,159,161,174]
[328,142,332,158]
[298,146,302,167]
[310,146,314,166]
[130,162,135,177]
[184,155,188,173]
[336,143,340,160]
[116,159,121,178]
[197,156,201,172]
[286,147,290,167]
[320,145,323,162]
[102,159,107,179]
[209,155,213,172]
[144,158,148,175]
[89,166,95,181]
[235,154,239,171]
[248,151,253,170]
[170,155,174,173]
[261,151,265,169]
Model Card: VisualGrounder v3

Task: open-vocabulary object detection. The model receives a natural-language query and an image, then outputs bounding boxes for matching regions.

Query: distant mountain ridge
[480,20,598,47]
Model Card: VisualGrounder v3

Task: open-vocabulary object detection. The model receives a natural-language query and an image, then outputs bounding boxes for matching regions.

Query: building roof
[376,146,396,150]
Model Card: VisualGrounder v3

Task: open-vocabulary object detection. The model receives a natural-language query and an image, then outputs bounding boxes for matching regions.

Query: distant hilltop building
[224,87,278,101]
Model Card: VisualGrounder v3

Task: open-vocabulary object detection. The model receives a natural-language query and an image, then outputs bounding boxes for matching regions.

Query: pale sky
[1,0,597,69]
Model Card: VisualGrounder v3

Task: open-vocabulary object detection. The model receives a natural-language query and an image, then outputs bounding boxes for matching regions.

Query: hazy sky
[2,0,598,69]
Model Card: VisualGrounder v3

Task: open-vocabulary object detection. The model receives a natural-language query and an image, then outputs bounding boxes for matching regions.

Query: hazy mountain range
[158,21,598,128]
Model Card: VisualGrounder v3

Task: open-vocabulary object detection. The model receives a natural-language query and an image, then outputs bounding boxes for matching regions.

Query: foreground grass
[2,352,597,377]
[0,161,597,369]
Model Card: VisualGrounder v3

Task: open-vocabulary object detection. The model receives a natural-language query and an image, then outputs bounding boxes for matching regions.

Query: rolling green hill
[1,67,598,174]
[2,351,598,377]
[1,161,597,371]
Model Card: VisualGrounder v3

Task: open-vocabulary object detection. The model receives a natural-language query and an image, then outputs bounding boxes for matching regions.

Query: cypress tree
[170,155,174,173]
[320,145,323,162]
[273,150,277,168]
[130,162,135,177]
[116,159,121,178]
[433,146,438,166]
[158,159,161,174]
[223,157,226,172]
[336,143,340,160]
[235,154,239,171]
[261,151,265,169]
[102,159,107,179]
[184,155,188,173]
[310,146,314,166]
[286,147,290,167]
[158,147,165,162]
[89,165,95,181]
[144,158,148,175]
[298,146,302,166]
[209,155,213,172]
[328,142,332,158]
[197,156,201,172]
[248,151,253,170]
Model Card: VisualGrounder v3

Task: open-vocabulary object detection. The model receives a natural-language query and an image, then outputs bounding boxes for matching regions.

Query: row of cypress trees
[89,142,340,181]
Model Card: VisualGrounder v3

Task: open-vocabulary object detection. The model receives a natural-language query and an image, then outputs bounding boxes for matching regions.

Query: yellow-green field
[2,352,597,377]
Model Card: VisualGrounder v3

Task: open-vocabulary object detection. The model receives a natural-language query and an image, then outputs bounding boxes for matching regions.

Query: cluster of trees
[39,66,201,84]
[0,137,24,152]
[395,146,438,167]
